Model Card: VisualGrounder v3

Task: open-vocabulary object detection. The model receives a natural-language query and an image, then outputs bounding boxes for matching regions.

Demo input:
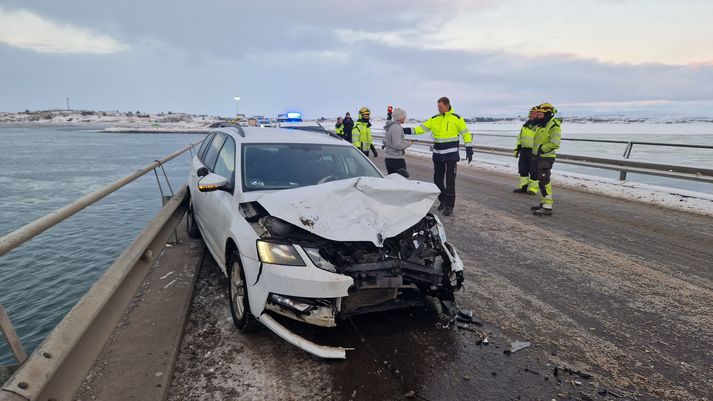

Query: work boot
[530,204,543,211]
[513,187,528,194]
[443,207,454,216]
[437,202,446,211]
[532,207,552,216]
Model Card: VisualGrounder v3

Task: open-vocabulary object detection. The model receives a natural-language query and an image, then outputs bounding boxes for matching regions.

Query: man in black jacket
[342,112,354,143]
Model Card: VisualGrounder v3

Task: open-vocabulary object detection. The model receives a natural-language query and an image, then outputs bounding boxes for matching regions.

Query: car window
[197,132,215,162]
[203,133,226,169]
[242,143,382,191]
[212,137,236,183]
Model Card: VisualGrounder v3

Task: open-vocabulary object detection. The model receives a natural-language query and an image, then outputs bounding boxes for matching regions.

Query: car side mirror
[197,167,209,177]
[198,173,229,192]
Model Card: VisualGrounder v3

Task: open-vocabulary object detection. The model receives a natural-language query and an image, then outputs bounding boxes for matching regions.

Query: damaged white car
[187,125,464,359]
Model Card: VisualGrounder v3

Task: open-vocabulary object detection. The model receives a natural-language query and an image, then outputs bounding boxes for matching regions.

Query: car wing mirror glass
[198,173,229,192]
[197,167,209,177]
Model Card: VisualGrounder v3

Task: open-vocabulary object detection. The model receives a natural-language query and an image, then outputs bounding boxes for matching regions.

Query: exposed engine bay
[240,201,464,317]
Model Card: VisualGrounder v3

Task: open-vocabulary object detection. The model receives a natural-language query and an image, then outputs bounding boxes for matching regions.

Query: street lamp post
[233,96,241,117]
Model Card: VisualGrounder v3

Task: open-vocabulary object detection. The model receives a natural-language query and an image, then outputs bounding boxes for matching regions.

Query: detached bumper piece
[257,314,351,359]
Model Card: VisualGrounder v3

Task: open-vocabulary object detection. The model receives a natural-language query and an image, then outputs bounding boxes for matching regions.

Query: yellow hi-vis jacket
[533,117,562,158]
[516,121,536,149]
[335,122,344,137]
[352,120,373,151]
[413,108,473,161]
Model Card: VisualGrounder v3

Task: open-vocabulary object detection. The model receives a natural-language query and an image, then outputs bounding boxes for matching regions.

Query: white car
[186,125,464,358]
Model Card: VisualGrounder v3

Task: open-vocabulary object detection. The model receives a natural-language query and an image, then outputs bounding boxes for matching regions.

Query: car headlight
[257,241,305,266]
[303,247,337,273]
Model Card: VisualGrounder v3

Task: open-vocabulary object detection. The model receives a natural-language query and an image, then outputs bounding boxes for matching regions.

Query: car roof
[211,126,349,146]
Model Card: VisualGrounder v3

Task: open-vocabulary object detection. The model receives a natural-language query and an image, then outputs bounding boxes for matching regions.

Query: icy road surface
[169,155,713,401]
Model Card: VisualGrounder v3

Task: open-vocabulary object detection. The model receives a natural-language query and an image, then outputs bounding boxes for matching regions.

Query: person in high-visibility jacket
[530,103,562,216]
[513,107,539,194]
[409,97,473,216]
[335,116,345,138]
[352,106,378,157]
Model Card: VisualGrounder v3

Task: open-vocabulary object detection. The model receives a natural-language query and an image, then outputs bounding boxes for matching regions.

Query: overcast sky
[1,0,712,118]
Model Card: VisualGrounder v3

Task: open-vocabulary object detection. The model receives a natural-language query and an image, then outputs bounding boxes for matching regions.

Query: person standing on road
[353,107,378,158]
[335,116,345,139]
[411,97,473,216]
[531,103,562,216]
[343,112,355,144]
[513,107,539,194]
[383,107,412,177]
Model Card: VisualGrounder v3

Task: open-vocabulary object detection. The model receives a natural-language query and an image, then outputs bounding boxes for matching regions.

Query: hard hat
[537,103,557,114]
[359,106,371,119]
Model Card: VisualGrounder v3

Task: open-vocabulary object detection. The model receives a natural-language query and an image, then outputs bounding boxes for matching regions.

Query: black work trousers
[385,158,408,176]
[433,159,458,208]
[518,147,534,178]
[535,157,555,195]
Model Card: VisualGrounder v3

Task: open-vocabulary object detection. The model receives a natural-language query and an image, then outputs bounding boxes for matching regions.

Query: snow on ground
[406,150,713,218]
[0,110,222,129]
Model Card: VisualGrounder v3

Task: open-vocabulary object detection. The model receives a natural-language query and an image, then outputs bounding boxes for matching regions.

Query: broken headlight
[257,240,305,266]
[303,247,337,273]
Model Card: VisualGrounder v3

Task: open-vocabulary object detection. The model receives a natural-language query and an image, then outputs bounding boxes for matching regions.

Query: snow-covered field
[0,110,222,129]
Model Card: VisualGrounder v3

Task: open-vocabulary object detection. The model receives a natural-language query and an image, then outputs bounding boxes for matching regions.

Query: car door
[189,132,216,195]
[200,135,237,266]
[193,132,226,253]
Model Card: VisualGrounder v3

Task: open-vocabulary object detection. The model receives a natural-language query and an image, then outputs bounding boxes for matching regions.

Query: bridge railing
[369,133,713,184]
[472,133,713,181]
[0,141,200,401]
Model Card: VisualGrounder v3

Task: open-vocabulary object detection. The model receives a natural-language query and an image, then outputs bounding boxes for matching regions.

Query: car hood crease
[252,175,440,246]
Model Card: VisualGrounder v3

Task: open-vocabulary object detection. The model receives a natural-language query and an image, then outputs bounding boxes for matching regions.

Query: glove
[370,144,378,158]
[465,146,473,164]
[514,145,521,158]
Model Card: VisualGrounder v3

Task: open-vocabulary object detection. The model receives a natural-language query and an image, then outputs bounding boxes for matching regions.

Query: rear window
[242,143,382,191]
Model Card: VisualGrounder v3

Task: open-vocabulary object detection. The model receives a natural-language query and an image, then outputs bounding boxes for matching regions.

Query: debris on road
[509,340,531,353]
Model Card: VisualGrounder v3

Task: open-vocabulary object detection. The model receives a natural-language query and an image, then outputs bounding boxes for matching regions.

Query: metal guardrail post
[619,142,633,181]
[0,305,27,364]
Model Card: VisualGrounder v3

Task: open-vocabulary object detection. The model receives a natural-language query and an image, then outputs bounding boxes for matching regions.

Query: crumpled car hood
[252,175,440,246]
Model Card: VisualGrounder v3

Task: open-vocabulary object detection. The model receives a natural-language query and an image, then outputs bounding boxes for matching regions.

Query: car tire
[187,198,201,239]
[227,251,259,332]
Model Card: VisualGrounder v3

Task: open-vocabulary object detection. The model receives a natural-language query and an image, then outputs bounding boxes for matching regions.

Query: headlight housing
[303,247,337,272]
[257,241,305,266]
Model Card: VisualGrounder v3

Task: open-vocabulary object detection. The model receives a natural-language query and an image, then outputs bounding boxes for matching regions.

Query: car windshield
[242,143,382,191]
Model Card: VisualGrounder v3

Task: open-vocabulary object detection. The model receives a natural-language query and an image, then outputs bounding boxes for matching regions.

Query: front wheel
[186,198,201,239]
[227,251,259,332]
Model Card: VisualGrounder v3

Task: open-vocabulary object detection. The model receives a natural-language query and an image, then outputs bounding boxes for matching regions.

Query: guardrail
[370,133,713,184]
[473,133,713,181]
[0,142,199,401]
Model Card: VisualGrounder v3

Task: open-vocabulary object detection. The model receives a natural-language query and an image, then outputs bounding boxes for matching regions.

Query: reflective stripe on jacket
[335,122,344,136]
[352,120,373,151]
[413,108,472,156]
[517,122,536,149]
[533,118,562,158]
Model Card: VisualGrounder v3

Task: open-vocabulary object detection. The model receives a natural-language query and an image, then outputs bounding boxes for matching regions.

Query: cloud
[0,1,711,117]
[0,7,127,54]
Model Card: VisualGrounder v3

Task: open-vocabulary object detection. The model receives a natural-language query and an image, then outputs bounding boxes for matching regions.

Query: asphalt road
[169,155,713,401]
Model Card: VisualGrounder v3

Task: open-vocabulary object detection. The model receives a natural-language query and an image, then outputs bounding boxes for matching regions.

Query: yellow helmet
[358,106,371,119]
[537,103,557,114]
